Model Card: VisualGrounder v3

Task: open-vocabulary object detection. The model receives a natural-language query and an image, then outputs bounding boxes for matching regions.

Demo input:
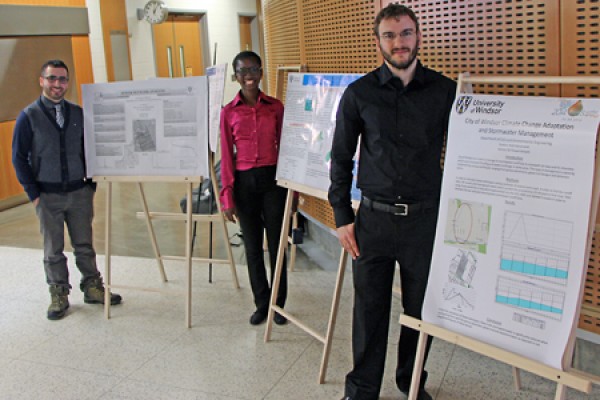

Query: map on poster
[82,76,209,178]
[276,73,362,200]
[206,64,227,153]
[422,94,600,369]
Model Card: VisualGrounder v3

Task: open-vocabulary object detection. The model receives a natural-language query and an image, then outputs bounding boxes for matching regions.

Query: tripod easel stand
[403,73,600,400]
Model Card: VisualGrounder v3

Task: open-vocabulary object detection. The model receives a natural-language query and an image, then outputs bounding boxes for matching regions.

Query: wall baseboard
[0,193,28,211]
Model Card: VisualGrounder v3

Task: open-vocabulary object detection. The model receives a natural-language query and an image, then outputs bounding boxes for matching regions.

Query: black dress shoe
[274,312,287,325]
[249,311,267,325]
[400,388,433,400]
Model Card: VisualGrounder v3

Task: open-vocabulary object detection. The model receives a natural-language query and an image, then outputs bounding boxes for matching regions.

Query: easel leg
[138,183,168,282]
[554,383,567,400]
[318,248,348,383]
[264,188,294,342]
[104,181,112,319]
[185,182,193,328]
[210,157,239,288]
[208,221,213,283]
[289,211,298,271]
[512,367,522,391]
[408,330,429,400]
[219,217,239,288]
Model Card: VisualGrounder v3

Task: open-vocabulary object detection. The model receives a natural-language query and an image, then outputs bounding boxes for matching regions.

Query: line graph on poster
[500,211,572,285]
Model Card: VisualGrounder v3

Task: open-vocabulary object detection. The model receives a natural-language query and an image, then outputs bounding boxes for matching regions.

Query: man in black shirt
[329,4,456,400]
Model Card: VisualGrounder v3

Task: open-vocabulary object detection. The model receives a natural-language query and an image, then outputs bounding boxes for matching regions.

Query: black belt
[361,196,438,216]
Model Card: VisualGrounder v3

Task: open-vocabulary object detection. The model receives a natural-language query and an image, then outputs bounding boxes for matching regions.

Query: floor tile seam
[91,374,131,400]
[433,342,458,399]
[9,357,126,380]
[12,332,62,361]
[259,335,319,400]
[91,334,187,386]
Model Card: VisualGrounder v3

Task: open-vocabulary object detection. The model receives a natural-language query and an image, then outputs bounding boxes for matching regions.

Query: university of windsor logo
[456,95,473,114]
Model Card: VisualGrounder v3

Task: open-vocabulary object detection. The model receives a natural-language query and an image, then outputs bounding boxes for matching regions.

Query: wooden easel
[264,180,353,383]
[402,74,600,400]
[99,157,239,328]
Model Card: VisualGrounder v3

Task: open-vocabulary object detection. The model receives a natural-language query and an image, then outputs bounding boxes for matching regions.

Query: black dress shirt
[328,61,456,227]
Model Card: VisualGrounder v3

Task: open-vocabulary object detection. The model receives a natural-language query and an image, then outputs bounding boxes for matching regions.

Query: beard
[381,44,419,70]
[43,87,65,102]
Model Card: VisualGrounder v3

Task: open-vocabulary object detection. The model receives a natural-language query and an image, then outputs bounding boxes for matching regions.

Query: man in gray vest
[12,59,122,320]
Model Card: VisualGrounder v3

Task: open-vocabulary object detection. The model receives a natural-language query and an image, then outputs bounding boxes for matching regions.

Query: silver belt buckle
[394,203,408,216]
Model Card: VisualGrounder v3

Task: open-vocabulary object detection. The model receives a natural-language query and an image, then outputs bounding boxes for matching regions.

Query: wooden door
[152,15,205,78]
[239,16,254,51]
[99,0,132,81]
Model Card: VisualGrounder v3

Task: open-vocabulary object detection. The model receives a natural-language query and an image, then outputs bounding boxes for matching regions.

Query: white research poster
[422,94,600,369]
[82,76,209,178]
[276,73,362,199]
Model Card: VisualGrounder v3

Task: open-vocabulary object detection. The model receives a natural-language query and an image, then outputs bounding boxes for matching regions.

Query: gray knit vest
[23,98,86,190]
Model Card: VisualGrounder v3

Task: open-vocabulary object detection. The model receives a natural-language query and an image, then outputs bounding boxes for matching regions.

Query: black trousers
[345,203,438,400]
[234,166,287,314]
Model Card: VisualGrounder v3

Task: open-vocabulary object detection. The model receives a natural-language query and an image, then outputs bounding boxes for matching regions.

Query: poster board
[422,93,600,370]
[82,76,209,178]
[275,73,362,200]
[206,64,227,153]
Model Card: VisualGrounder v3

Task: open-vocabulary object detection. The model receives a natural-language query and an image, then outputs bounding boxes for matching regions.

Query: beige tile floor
[1,182,599,399]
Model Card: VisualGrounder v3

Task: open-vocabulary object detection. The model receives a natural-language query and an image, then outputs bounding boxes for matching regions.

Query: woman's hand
[223,208,237,223]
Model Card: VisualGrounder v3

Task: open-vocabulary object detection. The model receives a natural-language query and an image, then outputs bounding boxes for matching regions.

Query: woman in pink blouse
[220,51,287,326]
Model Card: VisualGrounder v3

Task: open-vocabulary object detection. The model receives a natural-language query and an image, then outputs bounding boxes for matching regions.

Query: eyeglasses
[43,75,69,84]
[236,67,262,76]
[380,30,416,41]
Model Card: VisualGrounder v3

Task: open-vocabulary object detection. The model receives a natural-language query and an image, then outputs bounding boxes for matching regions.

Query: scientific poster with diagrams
[82,76,209,178]
[422,94,600,369]
[276,73,362,198]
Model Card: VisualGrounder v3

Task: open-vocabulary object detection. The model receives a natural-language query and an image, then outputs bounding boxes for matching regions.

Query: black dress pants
[345,203,437,400]
[234,166,287,314]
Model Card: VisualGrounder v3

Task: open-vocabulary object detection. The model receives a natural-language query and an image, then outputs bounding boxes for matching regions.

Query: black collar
[376,60,426,89]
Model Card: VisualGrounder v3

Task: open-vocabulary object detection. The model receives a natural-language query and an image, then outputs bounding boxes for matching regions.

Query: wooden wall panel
[0,0,84,5]
[389,0,561,96]
[583,231,600,336]
[71,35,94,104]
[298,193,336,230]
[0,121,22,202]
[261,0,301,97]
[560,0,599,97]
[301,0,379,74]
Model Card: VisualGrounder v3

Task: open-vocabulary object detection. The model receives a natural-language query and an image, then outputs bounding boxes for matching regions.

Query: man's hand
[223,208,237,223]
[337,223,360,259]
[33,197,40,207]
